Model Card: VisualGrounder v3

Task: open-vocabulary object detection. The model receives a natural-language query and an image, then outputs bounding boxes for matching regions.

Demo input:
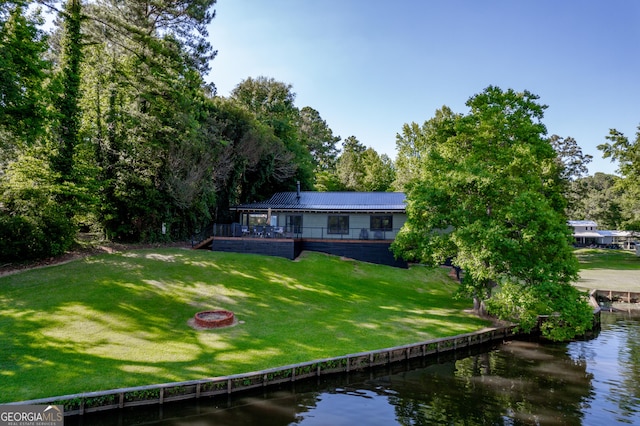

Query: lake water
[69,311,640,425]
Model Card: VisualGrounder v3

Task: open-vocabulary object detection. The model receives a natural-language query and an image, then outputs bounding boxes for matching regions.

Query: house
[568,220,637,248]
[208,190,408,267]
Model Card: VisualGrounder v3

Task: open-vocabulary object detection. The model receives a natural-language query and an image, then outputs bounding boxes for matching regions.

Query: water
[69,312,640,425]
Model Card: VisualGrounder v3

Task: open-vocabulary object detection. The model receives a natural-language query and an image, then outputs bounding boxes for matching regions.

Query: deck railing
[211,224,400,240]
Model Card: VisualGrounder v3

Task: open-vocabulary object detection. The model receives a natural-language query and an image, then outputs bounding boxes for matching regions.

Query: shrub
[0,206,75,262]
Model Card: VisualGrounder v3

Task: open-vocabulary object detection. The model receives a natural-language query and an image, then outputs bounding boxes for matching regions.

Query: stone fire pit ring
[194,310,235,328]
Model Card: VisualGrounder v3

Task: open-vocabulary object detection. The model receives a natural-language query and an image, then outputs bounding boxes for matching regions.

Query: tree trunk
[473,296,488,317]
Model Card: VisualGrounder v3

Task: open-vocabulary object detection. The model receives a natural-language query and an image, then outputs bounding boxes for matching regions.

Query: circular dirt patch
[193,310,235,328]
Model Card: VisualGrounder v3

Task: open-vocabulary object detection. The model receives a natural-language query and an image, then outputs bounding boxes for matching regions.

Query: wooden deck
[201,236,408,268]
[591,289,640,311]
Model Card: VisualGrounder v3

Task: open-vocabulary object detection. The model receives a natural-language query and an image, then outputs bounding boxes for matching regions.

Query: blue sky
[205,0,640,175]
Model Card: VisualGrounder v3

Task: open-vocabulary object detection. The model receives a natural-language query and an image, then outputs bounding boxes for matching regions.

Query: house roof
[573,231,603,238]
[232,192,407,213]
[568,220,598,227]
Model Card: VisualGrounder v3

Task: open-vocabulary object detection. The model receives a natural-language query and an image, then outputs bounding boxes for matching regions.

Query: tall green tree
[50,0,83,185]
[335,136,394,192]
[0,3,76,261]
[598,126,640,230]
[81,0,219,240]
[335,136,365,191]
[361,148,395,192]
[231,76,311,192]
[567,173,624,229]
[0,3,49,162]
[207,96,295,220]
[297,106,340,172]
[393,106,459,191]
[548,134,592,215]
[392,86,593,341]
[549,135,592,183]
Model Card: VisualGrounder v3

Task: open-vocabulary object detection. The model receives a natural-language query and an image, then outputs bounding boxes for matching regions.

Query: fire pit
[194,310,235,328]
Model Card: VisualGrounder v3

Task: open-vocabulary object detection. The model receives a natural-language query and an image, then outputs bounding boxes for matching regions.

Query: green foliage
[393,106,459,191]
[231,76,312,191]
[0,3,50,173]
[0,203,75,262]
[392,86,591,340]
[486,281,593,341]
[598,126,640,230]
[0,0,349,254]
[0,4,49,149]
[50,0,83,183]
[567,173,625,229]
[334,136,395,191]
[76,0,222,241]
[0,151,76,261]
[298,106,340,172]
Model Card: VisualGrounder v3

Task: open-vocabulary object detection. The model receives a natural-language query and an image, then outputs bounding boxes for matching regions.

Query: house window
[370,215,393,231]
[328,215,349,234]
[248,213,268,227]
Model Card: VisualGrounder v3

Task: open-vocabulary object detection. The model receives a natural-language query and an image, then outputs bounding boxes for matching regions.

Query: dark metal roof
[232,192,406,213]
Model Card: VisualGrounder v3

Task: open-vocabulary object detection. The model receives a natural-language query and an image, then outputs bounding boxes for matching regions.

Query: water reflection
[568,313,640,424]
[69,312,640,425]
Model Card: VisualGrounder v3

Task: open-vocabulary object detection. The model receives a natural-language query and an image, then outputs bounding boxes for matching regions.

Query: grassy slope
[0,249,489,402]
[575,249,640,292]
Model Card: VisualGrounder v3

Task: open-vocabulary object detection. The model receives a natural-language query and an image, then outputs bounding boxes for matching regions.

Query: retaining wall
[8,326,518,416]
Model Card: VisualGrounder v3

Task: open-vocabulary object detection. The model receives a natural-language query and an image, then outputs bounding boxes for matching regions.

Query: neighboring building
[568,220,637,248]
[207,190,408,267]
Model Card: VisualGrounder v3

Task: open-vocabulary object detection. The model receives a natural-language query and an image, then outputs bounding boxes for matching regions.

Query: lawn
[0,249,489,403]
[575,248,640,292]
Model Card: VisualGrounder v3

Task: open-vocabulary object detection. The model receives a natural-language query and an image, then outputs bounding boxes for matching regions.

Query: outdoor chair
[359,228,369,240]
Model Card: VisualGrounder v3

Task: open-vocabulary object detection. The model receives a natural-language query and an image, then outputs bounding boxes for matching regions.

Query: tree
[334,137,395,192]
[0,3,49,164]
[297,106,340,172]
[231,76,312,191]
[548,134,593,215]
[598,126,640,230]
[549,135,592,182]
[567,173,624,229]
[391,86,593,341]
[208,96,296,220]
[361,149,395,192]
[78,0,220,240]
[50,0,83,185]
[335,136,365,190]
[0,3,77,261]
[393,106,459,191]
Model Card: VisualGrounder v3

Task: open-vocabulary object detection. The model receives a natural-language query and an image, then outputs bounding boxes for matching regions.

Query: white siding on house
[272,212,406,240]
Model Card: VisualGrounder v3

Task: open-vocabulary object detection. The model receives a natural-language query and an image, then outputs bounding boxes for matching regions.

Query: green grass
[575,248,640,292]
[0,249,489,403]
[574,248,640,270]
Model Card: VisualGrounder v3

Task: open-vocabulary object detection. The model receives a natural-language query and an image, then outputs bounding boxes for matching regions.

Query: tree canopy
[598,126,640,230]
[1,3,367,259]
[391,86,593,341]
